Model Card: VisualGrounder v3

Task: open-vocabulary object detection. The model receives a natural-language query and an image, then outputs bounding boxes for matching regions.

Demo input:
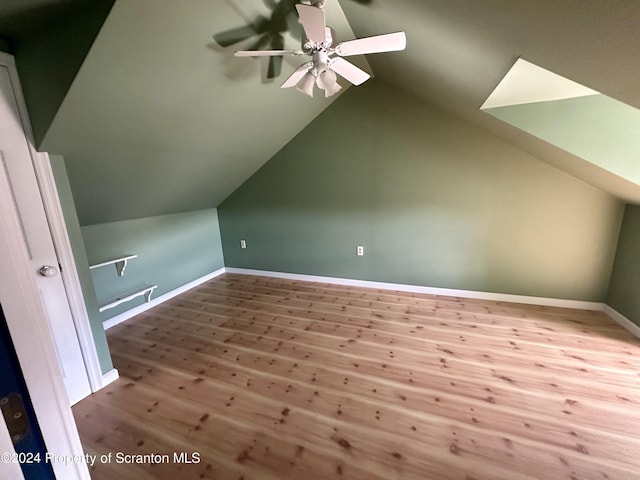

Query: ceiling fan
[234,1,406,97]
[213,0,372,80]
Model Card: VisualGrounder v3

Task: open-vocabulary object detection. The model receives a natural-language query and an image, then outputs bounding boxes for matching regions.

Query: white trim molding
[0,416,25,480]
[225,268,604,311]
[0,102,90,479]
[103,265,640,342]
[602,305,640,340]
[103,268,226,330]
[33,152,106,393]
[101,368,120,386]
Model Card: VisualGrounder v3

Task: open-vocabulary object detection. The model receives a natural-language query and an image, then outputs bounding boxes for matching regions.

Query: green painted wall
[49,155,113,374]
[607,205,640,325]
[219,80,623,301]
[486,94,640,185]
[38,0,355,227]
[12,0,114,146]
[82,209,224,321]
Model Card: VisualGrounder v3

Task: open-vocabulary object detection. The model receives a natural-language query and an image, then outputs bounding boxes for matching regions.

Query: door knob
[38,265,58,277]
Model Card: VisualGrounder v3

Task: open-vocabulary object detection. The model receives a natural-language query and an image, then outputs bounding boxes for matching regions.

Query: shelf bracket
[98,284,158,313]
[144,288,154,303]
[89,254,138,276]
[115,258,128,276]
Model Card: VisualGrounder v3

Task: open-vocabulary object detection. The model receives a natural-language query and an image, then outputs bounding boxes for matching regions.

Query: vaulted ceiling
[39,0,370,224]
[4,0,640,225]
[338,0,640,204]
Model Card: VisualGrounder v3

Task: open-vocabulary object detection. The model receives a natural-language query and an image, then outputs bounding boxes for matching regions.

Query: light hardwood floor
[73,273,640,480]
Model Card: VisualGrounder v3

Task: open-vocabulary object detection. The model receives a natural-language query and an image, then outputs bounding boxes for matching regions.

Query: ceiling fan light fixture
[322,80,342,97]
[315,67,340,97]
[296,71,316,97]
[315,67,336,89]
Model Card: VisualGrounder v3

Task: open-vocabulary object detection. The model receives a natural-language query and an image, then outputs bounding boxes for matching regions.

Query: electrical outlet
[357,245,364,256]
[240,239,247,249]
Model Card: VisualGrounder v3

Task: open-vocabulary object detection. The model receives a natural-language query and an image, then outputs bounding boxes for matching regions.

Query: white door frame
[0,51,106,392]
[0,143,90,480]
[33,151,105,391]
[0,418,25,480]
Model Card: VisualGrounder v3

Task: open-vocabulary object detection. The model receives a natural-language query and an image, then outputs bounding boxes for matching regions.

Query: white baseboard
[103,268,225,330]
[602,305,640,339]
[227,268,640,339]
[100,368,119,387]
[100,265,640,341]
[225,268,604,311]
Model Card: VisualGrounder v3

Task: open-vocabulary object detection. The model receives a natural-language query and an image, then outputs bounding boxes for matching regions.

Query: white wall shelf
[98,284,157,313]
[89,254,137,276]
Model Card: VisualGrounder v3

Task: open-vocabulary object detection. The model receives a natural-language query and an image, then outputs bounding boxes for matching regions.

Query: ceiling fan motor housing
[313,50,331,74]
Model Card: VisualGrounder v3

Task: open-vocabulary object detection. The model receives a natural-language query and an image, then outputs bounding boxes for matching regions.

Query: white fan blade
[336,32,406,57]
[296,4,326,44]
[234,50,302,57]
[281,63,313,88]
[329,58,370,86]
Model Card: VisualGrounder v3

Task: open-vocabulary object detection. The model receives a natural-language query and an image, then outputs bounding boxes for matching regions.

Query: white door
[0,65,91,405]
[0,141,90,480]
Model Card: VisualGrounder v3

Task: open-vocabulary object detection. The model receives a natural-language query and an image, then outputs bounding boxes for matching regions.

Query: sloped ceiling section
[41,0,640,225]
[41,0,365,225]
[339,0,640,203]
[0,0,115,145]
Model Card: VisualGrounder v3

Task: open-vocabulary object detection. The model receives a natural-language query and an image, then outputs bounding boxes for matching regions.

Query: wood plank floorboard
[73,273,640,480]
